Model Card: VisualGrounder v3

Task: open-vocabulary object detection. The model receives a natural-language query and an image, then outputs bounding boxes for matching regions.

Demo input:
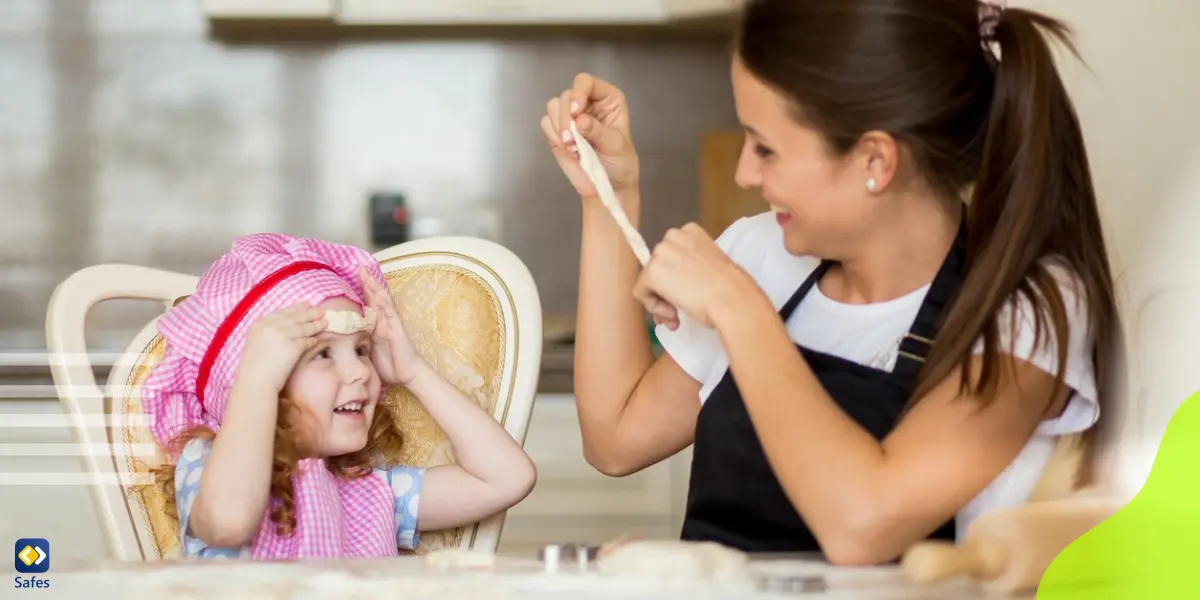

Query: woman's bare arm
[573,193,702,476]
[712,290,1067,565]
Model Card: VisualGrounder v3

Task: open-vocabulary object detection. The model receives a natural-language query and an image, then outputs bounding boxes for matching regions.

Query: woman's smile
[771,205,793,225]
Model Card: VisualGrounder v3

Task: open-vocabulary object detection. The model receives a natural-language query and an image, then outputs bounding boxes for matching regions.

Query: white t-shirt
[656,211,1098,541]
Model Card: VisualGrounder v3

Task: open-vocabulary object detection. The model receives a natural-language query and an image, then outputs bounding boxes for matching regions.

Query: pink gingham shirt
[173,439,423,558]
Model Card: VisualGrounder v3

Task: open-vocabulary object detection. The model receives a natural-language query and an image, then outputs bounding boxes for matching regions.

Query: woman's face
[730,56,877,258]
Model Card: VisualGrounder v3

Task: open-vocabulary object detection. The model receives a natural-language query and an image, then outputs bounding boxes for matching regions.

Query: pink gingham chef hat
[140,233,399,559]
[142,233,387,454]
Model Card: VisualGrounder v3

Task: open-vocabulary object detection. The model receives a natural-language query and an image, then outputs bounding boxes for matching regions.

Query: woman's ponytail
[913,8,1119,487]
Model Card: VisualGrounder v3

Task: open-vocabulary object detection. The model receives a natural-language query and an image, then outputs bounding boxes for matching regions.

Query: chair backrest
[46,236,542,560]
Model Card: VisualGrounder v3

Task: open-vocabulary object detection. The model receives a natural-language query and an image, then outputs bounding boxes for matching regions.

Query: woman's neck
[821,196,962,305]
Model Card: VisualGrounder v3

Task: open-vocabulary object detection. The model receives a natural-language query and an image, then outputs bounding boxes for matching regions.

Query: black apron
[679,221,968,554]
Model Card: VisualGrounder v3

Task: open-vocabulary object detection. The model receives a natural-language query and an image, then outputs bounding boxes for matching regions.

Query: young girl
[141,234,537,559]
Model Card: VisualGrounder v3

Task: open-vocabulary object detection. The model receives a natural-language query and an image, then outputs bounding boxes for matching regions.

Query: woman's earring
[866,177,878,192]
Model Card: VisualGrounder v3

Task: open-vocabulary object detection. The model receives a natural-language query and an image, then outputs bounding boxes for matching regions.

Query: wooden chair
[45,236,542,560]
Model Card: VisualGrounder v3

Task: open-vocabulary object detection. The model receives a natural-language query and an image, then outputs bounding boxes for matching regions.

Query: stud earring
[866,177,878,192]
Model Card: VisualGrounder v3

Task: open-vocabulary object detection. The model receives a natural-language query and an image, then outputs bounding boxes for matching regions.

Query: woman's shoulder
[998,257,1092,333]
[714,212,822,302]
[714,211,789,258]
[988,257,1099,434]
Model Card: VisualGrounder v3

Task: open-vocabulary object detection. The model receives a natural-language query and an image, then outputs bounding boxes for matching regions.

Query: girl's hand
[359,268,423,387]
[541,72,641,199]
[237,302,326,392]
[633,223,761,330]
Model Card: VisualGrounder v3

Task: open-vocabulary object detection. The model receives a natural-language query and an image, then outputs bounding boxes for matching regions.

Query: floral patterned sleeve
[174,438,245,559]
[375,465,425,550]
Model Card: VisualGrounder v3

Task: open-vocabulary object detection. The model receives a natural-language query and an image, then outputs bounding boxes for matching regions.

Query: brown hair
[150,395,405,537]
[737,0,1119,486]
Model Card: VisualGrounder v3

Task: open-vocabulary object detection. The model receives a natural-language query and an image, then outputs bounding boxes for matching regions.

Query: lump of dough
[595,540,753,586]
[596,533,641,560]
[423,548,498,571]
[324,308,376,334]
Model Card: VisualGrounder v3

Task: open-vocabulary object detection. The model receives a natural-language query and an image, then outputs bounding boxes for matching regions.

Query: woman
[540,0,1120,566]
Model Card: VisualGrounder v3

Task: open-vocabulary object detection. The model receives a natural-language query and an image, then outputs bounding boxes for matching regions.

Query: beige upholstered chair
[45,236,543,561]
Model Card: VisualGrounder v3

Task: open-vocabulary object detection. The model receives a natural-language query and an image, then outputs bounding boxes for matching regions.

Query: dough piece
[423,548,498,571]
[596,533,642,560]
[595,540,753,585]
[569,120,652,266]
[324,307,376,335]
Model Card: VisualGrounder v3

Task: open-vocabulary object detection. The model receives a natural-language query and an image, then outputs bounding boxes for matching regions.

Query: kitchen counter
[37,553,1009,599]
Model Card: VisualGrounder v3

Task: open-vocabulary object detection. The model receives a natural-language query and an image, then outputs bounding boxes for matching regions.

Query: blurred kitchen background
[3,0,1200,563]
[0,0,761,560]
[0,0,748,352]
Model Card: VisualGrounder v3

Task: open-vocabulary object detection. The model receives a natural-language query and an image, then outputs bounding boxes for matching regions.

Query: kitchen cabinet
[667,0,744,20]
[203,0,742,27]
[337,0,668,25]
[202,0,335,19]
[0,400,107,562]
[497,394,693,556]
[700,130,768,237]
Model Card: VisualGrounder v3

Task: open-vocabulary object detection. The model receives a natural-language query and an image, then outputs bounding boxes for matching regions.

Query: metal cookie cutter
[538,543,598,574]
[757,574,828,594]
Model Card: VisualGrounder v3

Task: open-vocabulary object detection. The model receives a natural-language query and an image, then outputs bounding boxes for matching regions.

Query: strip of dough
[323,307,376,334]
[569,121,652,266]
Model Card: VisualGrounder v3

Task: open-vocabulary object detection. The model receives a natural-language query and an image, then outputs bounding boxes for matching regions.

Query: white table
[33,555,1027,599]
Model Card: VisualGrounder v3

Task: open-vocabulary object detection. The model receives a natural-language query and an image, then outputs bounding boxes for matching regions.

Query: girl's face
[730,55,881,259]
[283,296,382,458]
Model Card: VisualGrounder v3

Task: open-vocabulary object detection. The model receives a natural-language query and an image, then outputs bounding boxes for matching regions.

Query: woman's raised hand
[541,73,640,199]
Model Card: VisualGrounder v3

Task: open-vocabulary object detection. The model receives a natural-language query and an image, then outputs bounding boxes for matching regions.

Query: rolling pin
[900,495,1126,594]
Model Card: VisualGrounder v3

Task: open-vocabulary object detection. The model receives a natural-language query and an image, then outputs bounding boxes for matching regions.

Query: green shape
[1037,389,1200,599]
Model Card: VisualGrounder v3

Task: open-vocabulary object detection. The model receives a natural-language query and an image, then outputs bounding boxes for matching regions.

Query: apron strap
[774,205,968,394]
[778,261,833,322]
[890,215,970,391]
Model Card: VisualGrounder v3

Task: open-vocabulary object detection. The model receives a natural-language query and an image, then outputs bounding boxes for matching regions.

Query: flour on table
[424,548,498,570]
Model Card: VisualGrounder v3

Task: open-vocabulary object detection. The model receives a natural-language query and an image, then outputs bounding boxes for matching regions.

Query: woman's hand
[237,302,326,392]
[634,224,763,330]
[541,73,640,199]
[359,268,424,387]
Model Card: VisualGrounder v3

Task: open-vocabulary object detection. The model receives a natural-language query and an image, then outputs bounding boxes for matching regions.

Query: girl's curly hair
[149,393,405,538]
